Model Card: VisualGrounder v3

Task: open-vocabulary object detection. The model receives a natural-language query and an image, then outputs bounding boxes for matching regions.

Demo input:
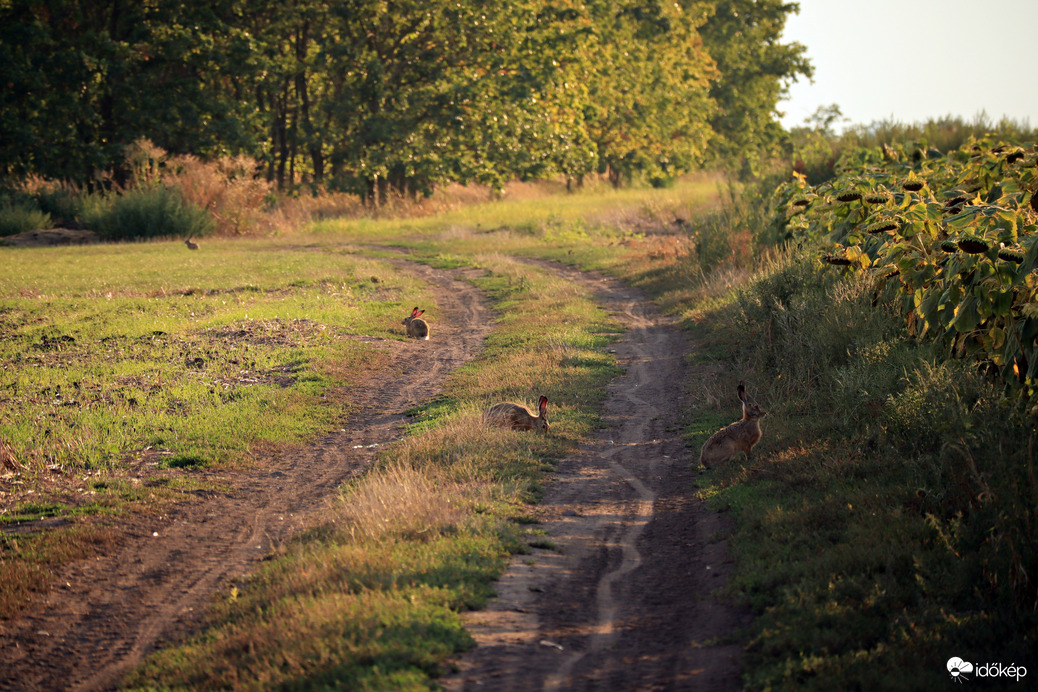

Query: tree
[698,0,812,177]
[581,0,718,187]
[1,0,817,199]
[238,0,332,189]
[315,0,595,202]
[0,0,252,184]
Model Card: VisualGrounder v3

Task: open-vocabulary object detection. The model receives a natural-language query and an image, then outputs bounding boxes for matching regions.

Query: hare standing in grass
[402,306,429,340]
[184,237,199,250]
[699,382,765,468]
[485,395,549,432]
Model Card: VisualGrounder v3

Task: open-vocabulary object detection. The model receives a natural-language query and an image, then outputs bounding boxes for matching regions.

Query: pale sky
[778,0,1038,132]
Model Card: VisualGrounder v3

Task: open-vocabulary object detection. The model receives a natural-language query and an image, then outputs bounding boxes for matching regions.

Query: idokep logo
[947,657,1028,683]
[948,658,974,682]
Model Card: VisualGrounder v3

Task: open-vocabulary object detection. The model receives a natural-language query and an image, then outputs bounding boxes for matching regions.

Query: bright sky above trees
[779,0,1038,131]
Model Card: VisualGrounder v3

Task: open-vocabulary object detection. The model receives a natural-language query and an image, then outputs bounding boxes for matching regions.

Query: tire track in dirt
[443,262,750,691]
[543,296,660,691]
[0,257,491,692]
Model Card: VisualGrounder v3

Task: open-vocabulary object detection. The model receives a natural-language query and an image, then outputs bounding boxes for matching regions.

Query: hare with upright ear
[485,395,549,432]
[184,237,199,250]
[699,382,766,469]
[402,306,429,340]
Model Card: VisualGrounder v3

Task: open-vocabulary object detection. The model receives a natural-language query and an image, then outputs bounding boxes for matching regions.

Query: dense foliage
[700,0,813,178]
[772,136,1038,406]
[787,109,1038,185]
[0,0,809,200]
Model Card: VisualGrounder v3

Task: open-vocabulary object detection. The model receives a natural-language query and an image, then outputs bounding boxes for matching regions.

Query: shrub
[162,153,279,235]
[0,202,51,237]
[82,185,214,241]
[124,138,294,236]
[32,186,84,227]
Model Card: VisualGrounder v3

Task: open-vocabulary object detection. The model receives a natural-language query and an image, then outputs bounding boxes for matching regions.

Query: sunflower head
[957,236,990,254]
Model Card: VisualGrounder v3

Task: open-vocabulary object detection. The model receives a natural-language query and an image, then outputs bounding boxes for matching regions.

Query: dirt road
[442,263,748,691]
[1,257,746,691]
[0,259,493,692]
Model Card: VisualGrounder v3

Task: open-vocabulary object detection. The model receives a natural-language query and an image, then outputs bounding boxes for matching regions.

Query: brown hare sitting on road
[402,306,430,340]
[485,395,549,432]
[699,382,766,469]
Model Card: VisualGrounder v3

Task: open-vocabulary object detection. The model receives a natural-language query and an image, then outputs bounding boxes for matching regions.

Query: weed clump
[82,185,214,242]
[2,139,304,242]
[0,201,51,237]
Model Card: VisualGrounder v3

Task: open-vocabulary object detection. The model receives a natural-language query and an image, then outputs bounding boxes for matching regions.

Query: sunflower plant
[772,137,1038,405]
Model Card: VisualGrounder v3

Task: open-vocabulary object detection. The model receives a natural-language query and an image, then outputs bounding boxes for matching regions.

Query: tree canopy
[0,0,810,199]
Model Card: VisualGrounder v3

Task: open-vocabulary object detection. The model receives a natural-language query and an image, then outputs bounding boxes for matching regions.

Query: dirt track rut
[443,263,748,691]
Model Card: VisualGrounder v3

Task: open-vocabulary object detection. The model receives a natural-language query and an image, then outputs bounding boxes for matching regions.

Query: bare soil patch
[441,263,749,691]
[1,228,99,247]
[0,258,492,692]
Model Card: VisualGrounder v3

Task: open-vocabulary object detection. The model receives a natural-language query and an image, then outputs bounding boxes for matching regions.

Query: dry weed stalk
[124,138,307,235]
[0,440,20,473]
[161,154,274,235]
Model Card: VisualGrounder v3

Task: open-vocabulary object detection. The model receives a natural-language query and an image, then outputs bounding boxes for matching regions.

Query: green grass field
[0,239,432,475]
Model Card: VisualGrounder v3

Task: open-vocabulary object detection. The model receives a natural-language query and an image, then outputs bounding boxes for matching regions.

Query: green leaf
[987,325,1007,352]
[992,289,1015,317]
[951,295,981,332]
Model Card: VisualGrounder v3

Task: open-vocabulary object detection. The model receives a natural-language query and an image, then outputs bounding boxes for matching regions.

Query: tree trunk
[377,175,388,207]
[294,21,324,186]
[276,81,289,188]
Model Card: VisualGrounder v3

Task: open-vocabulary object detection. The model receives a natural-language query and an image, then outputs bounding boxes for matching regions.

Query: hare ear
[737,382,747,403]
[415,310,425,317]
[411,307,420,317]
[538,395,548,414]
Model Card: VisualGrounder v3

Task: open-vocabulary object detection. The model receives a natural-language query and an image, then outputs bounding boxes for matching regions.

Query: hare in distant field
[699,382,766,469]
[486,395,549,432]
[185,237,199,250]
[402,306,429,340]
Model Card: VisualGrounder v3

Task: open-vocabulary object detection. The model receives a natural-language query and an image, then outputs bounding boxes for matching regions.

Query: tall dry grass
[126,139,310,236]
